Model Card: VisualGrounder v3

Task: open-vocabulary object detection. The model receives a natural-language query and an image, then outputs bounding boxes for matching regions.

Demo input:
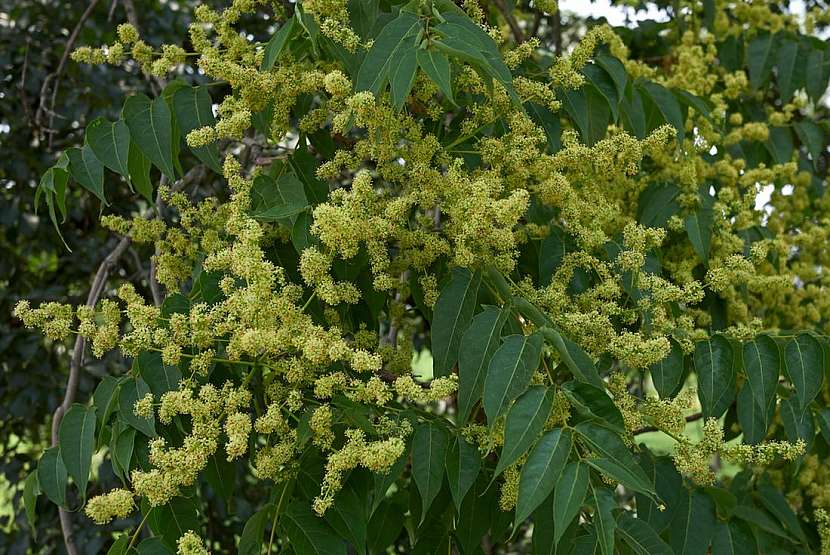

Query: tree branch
[633,412,703,436]
[491,0,525,44]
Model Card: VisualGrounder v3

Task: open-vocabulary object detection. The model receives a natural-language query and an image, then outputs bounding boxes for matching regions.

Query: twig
[491,0,524,43]
[35,0,102,149]
[108,0,119,21]
[633,412,703,436]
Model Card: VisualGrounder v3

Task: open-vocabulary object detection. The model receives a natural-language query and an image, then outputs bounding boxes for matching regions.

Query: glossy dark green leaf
[560,85,610,145]
[412,422,450,521]
[738,336,780,443]
[288,145,329,206]
[674,89,713,122]
[757,484,807,544]
[775,38,799,102]
[119,377,156,437]
[649,339,684,398]
[594,54,627,99]
[432,268,481,378]
[67,145,106,203]
[106,535,130,555]
[526,102,561,154]
[111,424,136,483]
[58,403,96,498]
[694,335,736,419]
[806,47,830,102]
[552,461,588,545]
[586,457,657,499]
[639,81,685,142]
[367,501,405,553]
[135,351,182,398]
[817,408,830,444]
[495,386,554,478]
[172,85,222,173]
[458,306,506,422]
[250,173,308,221]
[616,512,672,555]
[711,519,758,555]
[37,446,67,507]
[238,505,272,555]
[483,332,544,422]
[355,12,421,96]
[766,125,795,164]
[445,434,480,507]
[780,395,814,446]
[562,381,625,434]
[685,208,714,263]
[123,93,177,180]
[583,63,620,120]
[637,182,680,228]
[670,490,715,555]
[136,537,174,555]
[128,141,153,202]
[261,16,298,70]
[456,476,496,554]
[575,423,646,485]
[746,32,775,89]
[515,428,573,526]
[794,120,826,168]
[86,117,131,178]
[284,499,347,555]
[543,328,603,388]
[93,375,121,445]
[784,333,824,412]
[148,497,201,549]
[591,485,616,555]
[418,48,454,103]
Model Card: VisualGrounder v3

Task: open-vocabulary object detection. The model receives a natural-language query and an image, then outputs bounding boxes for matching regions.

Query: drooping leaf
[411,422,450,522]
[560,84,611,145]
[37,446,67,507]
[616,512,672,555]
[583,63,620,121]
[585,457,658,500]
[483,332,544,422]
[390,47,418,111]
[711,519,759,555]
[147,497,201,549]
[86,117,131,178]
[594,54,628,99]
[639,81,685,142]
[261,16,298,70]
[775,38,800,102]
[123,93,177,180]
[367,501,405,553]
[135,537,174,555]
[542,328,603,388]
[495,386,554,478]
[562,381,626,434]
[746,32,775,89]
[67,145,106,203]
[135,351,182,398]
[738,336,780,443]
[418,48,454,104]
[591,485,617,555]
[283,503,347,555]
[514,428,573,526]
[694,335,736,419]
[355,13,421,97]
[111,424,136,483]
[685,208,714,263]
[552,461,588,545]
[794,120,826,168]
[445,434,480,508]
[58,403,96,499]
[172,85,222,173]
[649,339,685,398]
[128,141,154,202]
[784,332,824,412]
[238,504,273,555]
[432,268,482,377]
[458,305,506,422]
[637,181,680,228]
[670,490,716,555]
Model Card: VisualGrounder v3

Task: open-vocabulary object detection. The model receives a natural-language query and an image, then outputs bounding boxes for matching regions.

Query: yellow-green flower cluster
[85,489,134,524]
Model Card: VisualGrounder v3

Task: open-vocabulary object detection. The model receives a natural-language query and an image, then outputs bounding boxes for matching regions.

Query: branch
[35,0,102,148]
[633,412,703,436]
[491,0,525,44]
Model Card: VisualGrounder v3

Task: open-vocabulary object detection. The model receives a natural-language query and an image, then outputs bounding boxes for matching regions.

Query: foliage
[12,0,830,553]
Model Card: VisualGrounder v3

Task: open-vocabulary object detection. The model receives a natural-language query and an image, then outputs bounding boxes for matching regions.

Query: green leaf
[694,335,736,419]
[432,268,482,377]
[757,484,807,544]
[367,501,405,554]
[495,386,554,478]
[58,403,96,499]
[136,537,174,555]
[794,120,826,168]
[23,471,40,537]
[585,457,657,500]
[119,377,156,437]
[780,394,814,445]
[560,85,610,146]
[591,485,616,555]
[574,423,646,484]
[483,332,544,422]
[288,145,329,206]
[37,446,67,507]
[526,102,561,154]
[250,173,309,221]
[458,305,506,422]
[685,208,714,263]
[639,81,685,143]
[86,118,131,179]
[283,499,347,555]
[111,424,136,483]
[261,16,298,70]
[673,89,713,122]
[107,535,130,555]
[67,145,106,203]
[456,477,497,554]
[766,125,794,164]
[390,47,418,111]
[746,32,775,89]
[93,375,121,445]
[552,461,588,545]
[711,519,758,555]
[355,12,421,96]
[128,141,154,202]
[418,48,454,104]
[148,497,201,549]
[616,513,672,555]
[562,381,626,434]
[806,47,830,102]
[621,84,647,139]
[775,38,799,102]
[135,351,182,398]
[817,408,830,444]
[172,86,222,173]
[738,336,780,443]
[637,181,680,228]
[412,422,450,522]
[670,490,716,555]
[238,504,273,555]
[515,428,573,526]
[784,333,824,412]
[542,328,603,388]
[594,54,628,99]
[650,339,685,398]
[583,63,620,121]
[445,434,480,508]
[123,93,177,181]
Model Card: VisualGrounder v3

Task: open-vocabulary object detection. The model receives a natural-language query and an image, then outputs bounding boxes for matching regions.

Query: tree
[12,0,830,553]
